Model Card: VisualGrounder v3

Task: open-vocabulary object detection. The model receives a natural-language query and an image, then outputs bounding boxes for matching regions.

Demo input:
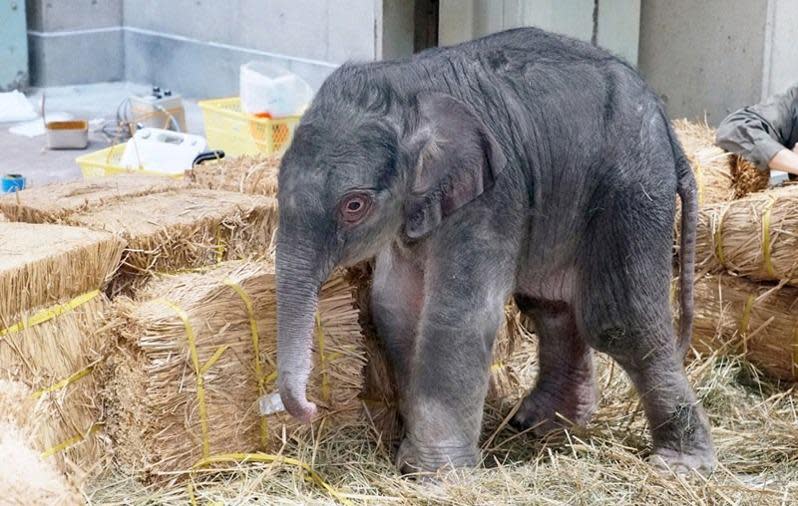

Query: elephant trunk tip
[279,378,318,424]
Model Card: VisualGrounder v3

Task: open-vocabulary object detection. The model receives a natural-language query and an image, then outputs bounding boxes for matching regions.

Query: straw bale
[696,185,798,285]
[105,260,365,481]
[188,155,280,197]
[0,222,124,319]
[0,175,183,223]
[0,211,6,222]
[673,118,735,205]
[691,273,798,381]
[0,293,112,477]
[0,381,83,505]
[65,189,278,296]
[731,155,770,198]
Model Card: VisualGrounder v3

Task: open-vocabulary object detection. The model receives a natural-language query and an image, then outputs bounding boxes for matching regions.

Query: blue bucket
[1,174,26,193]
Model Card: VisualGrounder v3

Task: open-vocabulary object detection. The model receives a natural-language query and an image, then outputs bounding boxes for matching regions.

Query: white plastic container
[119,128,208,175]
[239,62,313,117]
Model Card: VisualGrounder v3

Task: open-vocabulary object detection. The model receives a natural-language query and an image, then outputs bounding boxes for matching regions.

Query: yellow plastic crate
[75,145,183,179]
[198,97,300,156]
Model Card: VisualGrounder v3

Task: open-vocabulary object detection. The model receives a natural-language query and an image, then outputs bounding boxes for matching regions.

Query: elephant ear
[404,92,507,239]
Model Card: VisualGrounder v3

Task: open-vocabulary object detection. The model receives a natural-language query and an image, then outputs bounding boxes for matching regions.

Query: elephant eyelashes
[339,192,373,225]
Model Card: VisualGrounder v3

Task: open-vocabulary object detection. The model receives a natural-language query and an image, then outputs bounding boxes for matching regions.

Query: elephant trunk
[275,239,328,424]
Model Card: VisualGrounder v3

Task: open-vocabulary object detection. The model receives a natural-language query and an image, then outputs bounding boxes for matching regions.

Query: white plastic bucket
[240,62,313,118]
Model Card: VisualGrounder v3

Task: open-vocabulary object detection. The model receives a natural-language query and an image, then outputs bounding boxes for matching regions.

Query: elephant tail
[667,116,698,358]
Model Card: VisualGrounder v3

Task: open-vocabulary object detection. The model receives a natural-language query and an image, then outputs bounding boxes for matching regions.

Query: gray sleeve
[715,85,798,172]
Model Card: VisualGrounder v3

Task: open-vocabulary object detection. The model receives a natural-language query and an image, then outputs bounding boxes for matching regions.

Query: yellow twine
[713,205,729,267]
[31,365,94,399]
[315,313,330,403]
[761,198,778,278]
[223,277,269,448]
[792,324,798,380]
[40,423,102,459]
[0,290,100,337]
[158,298,227,459]
[214,224,226,264]
[490,362,504,373]
[739,294,755,356]
[694,162,705,206]
[193,452,354,506]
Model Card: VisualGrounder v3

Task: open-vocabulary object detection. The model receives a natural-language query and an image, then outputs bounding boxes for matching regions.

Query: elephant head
[275,69,506,422]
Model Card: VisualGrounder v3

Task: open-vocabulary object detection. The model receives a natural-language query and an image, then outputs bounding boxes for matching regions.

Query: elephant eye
[339,192,373,225]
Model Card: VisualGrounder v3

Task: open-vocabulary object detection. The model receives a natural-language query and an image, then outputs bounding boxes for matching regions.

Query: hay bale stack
[0,223,122,477]
[0,381,83,506]
[105,260,365,481]
[0,175,182,223]
[65,189,278,295]
[692,274,798,381]
[672,119,768,205]
[0,222,123,319]
[188,155,280,197]
[696,185,798,286]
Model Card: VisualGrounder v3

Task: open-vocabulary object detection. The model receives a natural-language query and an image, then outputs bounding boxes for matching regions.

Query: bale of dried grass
[0,175,183,223]
[188,155,280,197]
[0,293,113,478]
[0,222,124,319]
[691,273,798,381]
[696,185,798,285]
[105,260,365,482]
[673,118,735,206]
[731,155,771,198]
[88,348,798,505]
[0,223,122,478]
[65,189,278,296]
[0,211,6,222]
[0,382,82,506]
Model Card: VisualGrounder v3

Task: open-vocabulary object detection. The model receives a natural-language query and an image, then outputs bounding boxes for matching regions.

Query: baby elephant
[275,27,715,475]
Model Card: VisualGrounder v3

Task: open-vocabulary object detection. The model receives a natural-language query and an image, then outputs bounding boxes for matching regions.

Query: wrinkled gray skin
[276,27,715,475]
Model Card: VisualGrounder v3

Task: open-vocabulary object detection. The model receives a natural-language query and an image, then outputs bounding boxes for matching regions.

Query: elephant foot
[396,437,478,475]
[647,447,716,476]
[510,379,597,436]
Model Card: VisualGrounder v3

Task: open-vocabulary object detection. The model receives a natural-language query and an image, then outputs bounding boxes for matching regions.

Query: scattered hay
[0,222,124,319]
[88,351,798,504]
[0,175,182,223]
[188,155,280,197]
[105,260,365,482]
[0,211,6,222]
[65,189,278,296]
[696,185,798,285]
[691,273,798,381]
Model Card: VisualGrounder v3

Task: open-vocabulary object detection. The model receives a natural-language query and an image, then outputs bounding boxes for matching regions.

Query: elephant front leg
[371,246,425,412]
[397,255,513,473]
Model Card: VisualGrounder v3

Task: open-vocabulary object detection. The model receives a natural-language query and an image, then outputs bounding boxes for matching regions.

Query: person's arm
[715,85,798,172]
[767,144,798,177]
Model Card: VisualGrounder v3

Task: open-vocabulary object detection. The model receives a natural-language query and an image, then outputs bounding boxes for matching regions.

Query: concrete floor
[1,82,205,186]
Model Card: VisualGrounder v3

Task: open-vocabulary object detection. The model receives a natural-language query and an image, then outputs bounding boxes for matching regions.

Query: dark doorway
[414,0,439,52]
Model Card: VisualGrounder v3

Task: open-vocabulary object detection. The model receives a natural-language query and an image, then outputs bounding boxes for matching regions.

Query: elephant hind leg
[510,296,597,435]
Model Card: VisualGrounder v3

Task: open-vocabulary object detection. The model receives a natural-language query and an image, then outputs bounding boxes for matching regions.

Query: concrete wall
[762,0,798,97]
[439,0,640,65]
[26,0,380,96]
[639,0,770,124]
[26,0,124,85]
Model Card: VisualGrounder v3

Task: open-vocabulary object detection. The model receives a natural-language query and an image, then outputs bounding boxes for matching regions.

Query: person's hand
[793,143,798,155]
